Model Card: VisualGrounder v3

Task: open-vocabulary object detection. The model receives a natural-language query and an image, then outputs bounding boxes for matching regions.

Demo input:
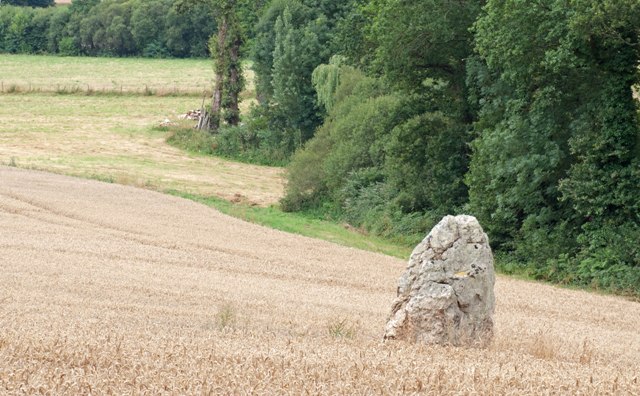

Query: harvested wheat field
[0,166,639,394]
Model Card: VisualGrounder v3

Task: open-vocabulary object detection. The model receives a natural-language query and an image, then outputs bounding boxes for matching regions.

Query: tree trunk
[225,32,243,126]
[199,15,228,133]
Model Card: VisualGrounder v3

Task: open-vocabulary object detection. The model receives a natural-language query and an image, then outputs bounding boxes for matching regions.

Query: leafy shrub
[166,118,290,167]
[572,222,640,295]
[282,67,399,211]
[280,128,331,212]
[214,123,292,167]
[142,41,169,58]
[166,127,217,156]
[57,36,78,56]
[338,168,386,226]
[501,222,640,298]
[336,170,437,246]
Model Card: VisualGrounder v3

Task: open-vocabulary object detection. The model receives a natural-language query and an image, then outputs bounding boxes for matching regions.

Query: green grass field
[0,54,214,95]
[0,54,411,259]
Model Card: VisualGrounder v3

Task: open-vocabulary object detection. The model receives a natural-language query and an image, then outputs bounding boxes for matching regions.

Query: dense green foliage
[247,0,355,153]
[281,0,481,246]
[466,0,640,295]
[166,117,291,166]
[0,0,215,57]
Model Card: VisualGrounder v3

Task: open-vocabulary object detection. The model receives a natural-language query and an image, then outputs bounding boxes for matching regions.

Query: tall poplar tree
[177,0,249,132]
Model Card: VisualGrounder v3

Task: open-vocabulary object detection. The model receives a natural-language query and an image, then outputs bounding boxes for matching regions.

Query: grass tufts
[326,318,357,339]
[216,303,237,330]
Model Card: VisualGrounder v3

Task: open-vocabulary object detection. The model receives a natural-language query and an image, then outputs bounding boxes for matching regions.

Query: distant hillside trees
[1,0,53,7]
[0,0,215,57]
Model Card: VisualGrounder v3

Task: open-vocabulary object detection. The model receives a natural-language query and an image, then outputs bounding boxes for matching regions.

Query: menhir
[384,215,495,347]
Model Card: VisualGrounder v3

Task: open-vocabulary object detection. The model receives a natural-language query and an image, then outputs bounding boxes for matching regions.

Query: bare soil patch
[1,167,638,394]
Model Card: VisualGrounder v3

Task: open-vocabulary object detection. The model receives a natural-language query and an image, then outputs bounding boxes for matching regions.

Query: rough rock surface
[384,215,495,347]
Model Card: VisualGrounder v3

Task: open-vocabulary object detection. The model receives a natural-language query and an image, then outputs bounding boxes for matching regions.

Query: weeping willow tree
[311,55,345,112]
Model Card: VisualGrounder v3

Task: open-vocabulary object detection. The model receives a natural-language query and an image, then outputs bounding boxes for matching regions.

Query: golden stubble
[1,167,638,394]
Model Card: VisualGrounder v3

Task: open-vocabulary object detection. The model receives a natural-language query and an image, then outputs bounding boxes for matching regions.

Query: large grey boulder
[384,215,495,347]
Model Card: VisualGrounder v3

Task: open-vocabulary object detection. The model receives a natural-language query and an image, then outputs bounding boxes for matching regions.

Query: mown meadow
[0,54,213,95]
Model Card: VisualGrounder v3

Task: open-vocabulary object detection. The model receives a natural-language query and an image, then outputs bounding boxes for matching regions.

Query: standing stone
[383,215,495,347]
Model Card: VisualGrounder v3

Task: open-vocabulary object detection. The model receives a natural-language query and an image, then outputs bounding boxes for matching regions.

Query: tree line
[2,0,639,295]
[2,1,53,7]
[0,0,216,57]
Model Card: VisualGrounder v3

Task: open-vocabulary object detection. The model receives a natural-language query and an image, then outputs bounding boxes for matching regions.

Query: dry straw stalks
[0,166,638,394]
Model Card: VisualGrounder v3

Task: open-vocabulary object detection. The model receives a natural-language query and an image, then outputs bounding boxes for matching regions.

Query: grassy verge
[166,190,413,259]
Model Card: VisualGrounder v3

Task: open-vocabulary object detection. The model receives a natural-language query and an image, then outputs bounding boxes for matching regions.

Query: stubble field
[0,55,639,394]
[1,167,639,394]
